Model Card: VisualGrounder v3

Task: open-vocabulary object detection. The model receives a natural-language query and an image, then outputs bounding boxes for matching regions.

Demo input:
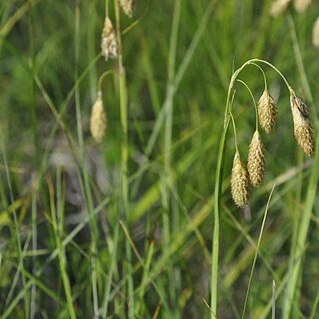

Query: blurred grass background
[1,0,319,318]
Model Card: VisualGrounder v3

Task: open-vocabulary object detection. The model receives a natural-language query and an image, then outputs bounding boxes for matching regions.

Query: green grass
[1,0,319,318]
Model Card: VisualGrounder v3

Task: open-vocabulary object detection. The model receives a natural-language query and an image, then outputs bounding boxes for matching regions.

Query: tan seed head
[294,0,312,12]
[90,91,107,143]
[101,17,118,61]
[270,0,291,17]
[120,0,135,18]
[231,152,251,207]
[247,131,266,187]
[257,89,278,133]
[290,95,314,157]
[312,17,319,47]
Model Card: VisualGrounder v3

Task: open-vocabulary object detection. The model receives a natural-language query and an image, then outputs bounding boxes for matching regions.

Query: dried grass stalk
[90,91,107,143]
[290,96,314,157]
[257,89,278,133]
[247,131,266,187]
[101,17,118,61]
[231,152,251,207]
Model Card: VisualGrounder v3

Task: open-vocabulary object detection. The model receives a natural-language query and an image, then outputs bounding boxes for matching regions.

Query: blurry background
[1,0,319,318]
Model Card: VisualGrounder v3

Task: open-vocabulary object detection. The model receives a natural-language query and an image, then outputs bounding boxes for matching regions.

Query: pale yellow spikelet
[290,95,314,157]
[247,131,266,187]
[294,0,312,12]
[120,0,135,18]
[90,91,107,143]
[101,17,118,61]
[257,89,278,133]
[231,152,251,207]
[312,17,319,47]
[270,0,291,17]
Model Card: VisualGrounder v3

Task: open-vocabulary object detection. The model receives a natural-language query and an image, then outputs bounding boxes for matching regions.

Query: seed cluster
[257,90,277,133]
[247,131,266,187]
[230,87,315,208]
[290,96,314,157]
[231,152,251,207]
[120,0,136,18]
[90,91,107,143]
[93,5,136,144]
[101,17,118,61]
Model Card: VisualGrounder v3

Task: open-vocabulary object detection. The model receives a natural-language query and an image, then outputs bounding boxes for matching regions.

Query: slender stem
[236,79,259,131]
[163,0,182,310]
[49,171,77,319]
[114,1,134,317]
[74,1,99,316]
[251,62,268,91]
[250,59,294,95]
[211,58,294,318]
[272,280,276,319]
[98,69,115,92]
[105,0,109,16]
[230,113,239,153]
[0,128,28,317]
[30,191,37,319]
[287,14,313,104]
[241,184,276,319]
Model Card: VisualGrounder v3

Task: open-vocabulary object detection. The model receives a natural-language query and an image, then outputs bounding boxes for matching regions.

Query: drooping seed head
[101,17,118,61]
[270,0,291,17]
[312,17,319,47]
[257,89,278,133]
[231,152,251,207]
[120,0,135,18]
[90,91,107,143]
[290,95,314,157]
[247,131,266,187]
[294,0,312,12]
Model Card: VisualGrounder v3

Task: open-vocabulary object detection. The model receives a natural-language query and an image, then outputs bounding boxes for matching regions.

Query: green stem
[98,70,115,92]
[211,58,293,318]
[282,141,319,318]
[74,1,99,316]
[114,1,134,317]
[251,62,268,91]
[241,184,276,319]
[229,113,239,153]
[162,0,182,313]
[236,79,259,131]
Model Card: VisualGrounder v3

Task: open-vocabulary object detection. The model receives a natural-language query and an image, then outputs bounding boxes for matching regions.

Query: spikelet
[101,17,118,61]
[290,95,314,157]
[90,91,107,143]
[231,152,251,207]
[247,131,266,187]
[312,17,319,47]
[120,0,135,18]
[270,0,291,17]
[257,89,278,133]
[294,0,312,12]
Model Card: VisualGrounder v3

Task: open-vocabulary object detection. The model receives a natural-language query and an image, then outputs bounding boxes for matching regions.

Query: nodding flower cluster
[90,1,137,143]
[90,91,107,144]
[230,64,315,208]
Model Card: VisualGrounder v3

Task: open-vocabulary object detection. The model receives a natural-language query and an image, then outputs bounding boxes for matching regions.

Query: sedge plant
[211,58,317,318]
